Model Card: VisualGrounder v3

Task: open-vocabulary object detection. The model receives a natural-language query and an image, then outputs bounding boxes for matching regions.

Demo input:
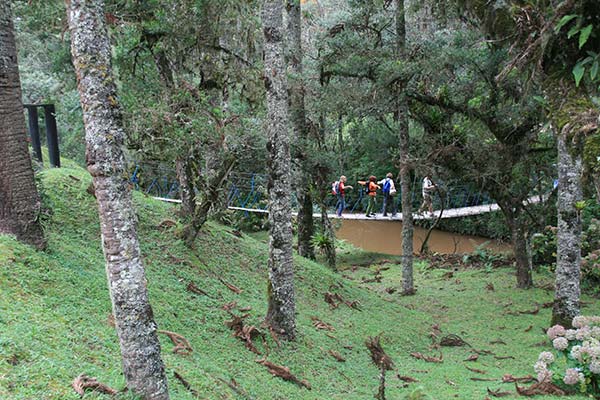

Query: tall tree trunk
[286,0,315,260]
[263,0,296,340]
[0,1,45,249]
[396,0,414,295]
[66,1,169,398]
[552,126,583,327]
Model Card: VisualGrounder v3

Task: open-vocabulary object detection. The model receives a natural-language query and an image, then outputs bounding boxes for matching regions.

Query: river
[335,219,510,255]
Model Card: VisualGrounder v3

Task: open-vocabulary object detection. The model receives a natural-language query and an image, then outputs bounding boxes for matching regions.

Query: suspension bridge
[130,165,551,221]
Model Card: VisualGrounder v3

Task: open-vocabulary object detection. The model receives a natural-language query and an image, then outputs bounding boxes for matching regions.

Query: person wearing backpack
[365,175,380,217]
[378,172,397,217]
[333,175,353,217]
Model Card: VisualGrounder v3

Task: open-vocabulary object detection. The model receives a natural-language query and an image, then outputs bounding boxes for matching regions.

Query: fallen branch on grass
[328,350,346,362]
[515,381,566,396]
[398,375,419,383]
[174,371,199,398]
[158,330,193,355]
[311,317,335,331]
[410,352,443,363]
[465,365,487,374]
[225,314,263,354]
[72,374,118,397]
[440,334,470,347]
[186,281,209,296]
[219,278,242,294]
[502,374,535,383]
[366,335,394,400]
[217,377,250,398]
[256,359,311,389]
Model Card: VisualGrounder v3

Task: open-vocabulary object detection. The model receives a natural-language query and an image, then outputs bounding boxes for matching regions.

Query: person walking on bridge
[419,174,436,214]
[378,172,397,217]
[365,176,380,217]
[333,175,353,217]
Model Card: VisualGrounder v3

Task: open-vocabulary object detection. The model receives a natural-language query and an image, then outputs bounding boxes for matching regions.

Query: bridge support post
[43,104,60,167]
[25,106,43,162]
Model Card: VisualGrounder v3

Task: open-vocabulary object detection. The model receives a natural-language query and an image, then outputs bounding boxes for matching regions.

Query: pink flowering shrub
[535,316,600,394]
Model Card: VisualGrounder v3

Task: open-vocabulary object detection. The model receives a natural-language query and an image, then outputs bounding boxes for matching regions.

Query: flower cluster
[535,315,600,395]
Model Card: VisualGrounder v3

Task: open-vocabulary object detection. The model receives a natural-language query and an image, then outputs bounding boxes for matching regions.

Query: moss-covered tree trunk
[286,0,315,260]
[396,0,415,295]
[552,125,583,327]
[263,0,296,340]
[66,1,169,398]
[0,1,45,249]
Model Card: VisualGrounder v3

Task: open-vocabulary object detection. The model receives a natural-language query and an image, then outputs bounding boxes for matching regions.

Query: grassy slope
[0,166,597,400]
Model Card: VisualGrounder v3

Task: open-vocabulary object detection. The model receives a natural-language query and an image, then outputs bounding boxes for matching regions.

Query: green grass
[0,165,598,399]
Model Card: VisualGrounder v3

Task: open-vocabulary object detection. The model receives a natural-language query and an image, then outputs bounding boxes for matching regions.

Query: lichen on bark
[263,0,296,340]
[66,0,169,398]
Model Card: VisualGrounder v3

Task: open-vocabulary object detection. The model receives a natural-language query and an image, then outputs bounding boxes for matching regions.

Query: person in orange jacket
[365,175,380,217]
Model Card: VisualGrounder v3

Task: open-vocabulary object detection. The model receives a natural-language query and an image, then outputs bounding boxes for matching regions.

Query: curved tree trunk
[397,0,415,295]
[0,1,45,249]
[552,126,583,327]
[498,201,533,289]
[263,0,296,340]
[286,0,315,260]
[66,1,169,398]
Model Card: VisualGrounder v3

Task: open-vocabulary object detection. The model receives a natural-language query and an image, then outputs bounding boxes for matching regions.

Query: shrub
[535,316,600,395]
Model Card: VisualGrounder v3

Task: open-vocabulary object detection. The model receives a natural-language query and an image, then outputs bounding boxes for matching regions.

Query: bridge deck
[156,196,546,221]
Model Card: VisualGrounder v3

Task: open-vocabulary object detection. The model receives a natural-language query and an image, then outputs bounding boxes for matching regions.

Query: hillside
[0,166,597,399]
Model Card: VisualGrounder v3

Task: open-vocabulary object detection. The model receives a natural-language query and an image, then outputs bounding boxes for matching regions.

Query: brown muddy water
[335,219,511,255]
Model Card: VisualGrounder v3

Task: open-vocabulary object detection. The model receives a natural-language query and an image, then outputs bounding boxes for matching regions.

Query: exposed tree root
[158,330,193,355]
[256,359,311,389]
[71,374,118,397]
[464,353,479,361]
